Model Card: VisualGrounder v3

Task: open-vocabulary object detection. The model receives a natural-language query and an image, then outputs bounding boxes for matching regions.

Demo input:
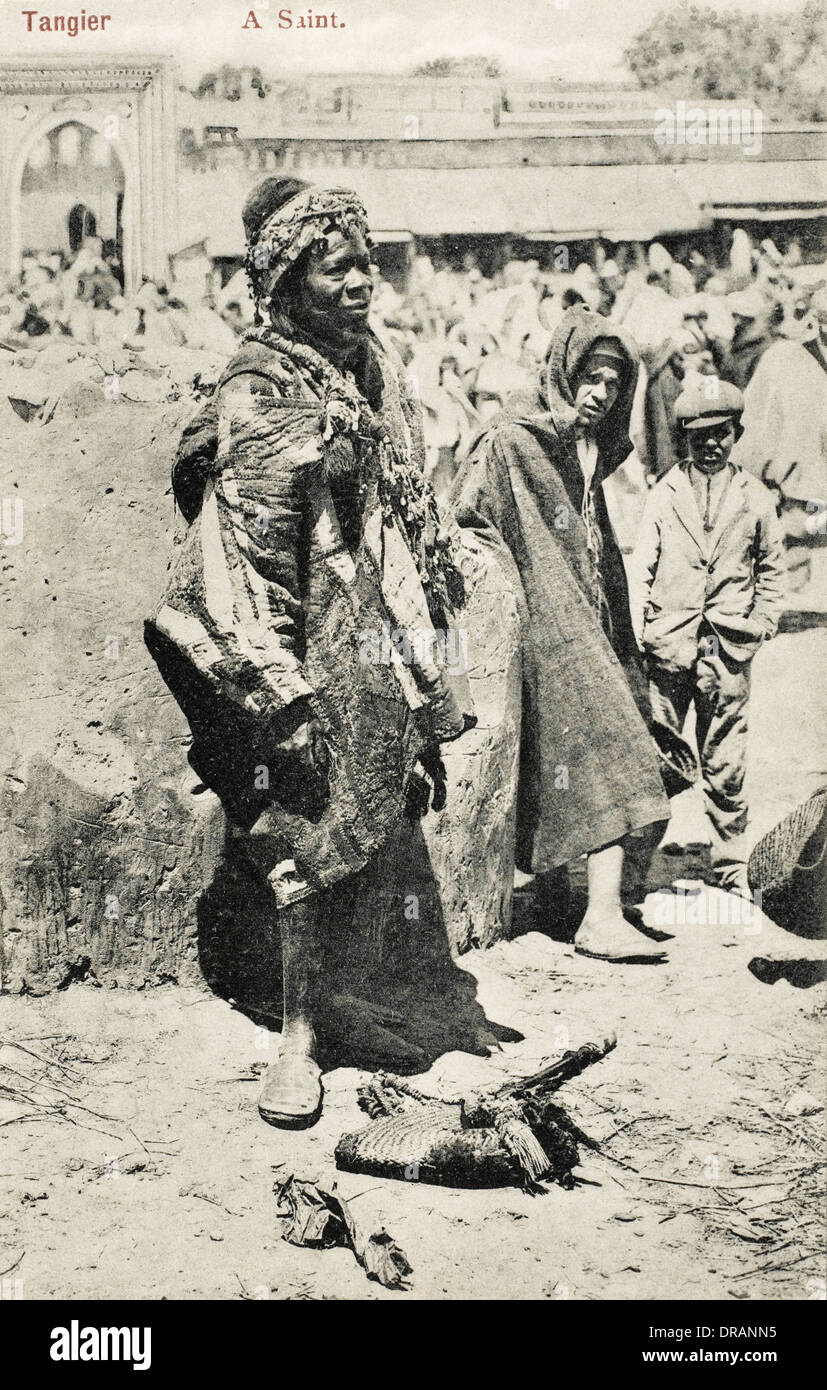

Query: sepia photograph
[0,0,824,1345]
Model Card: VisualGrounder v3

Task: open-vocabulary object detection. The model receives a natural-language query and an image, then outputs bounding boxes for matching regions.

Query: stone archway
[20,121,126,276]
[9,109,137,289]
[0,59,178,292]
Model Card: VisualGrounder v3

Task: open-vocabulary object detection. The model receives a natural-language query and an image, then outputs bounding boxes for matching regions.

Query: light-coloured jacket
[629,462,786,670]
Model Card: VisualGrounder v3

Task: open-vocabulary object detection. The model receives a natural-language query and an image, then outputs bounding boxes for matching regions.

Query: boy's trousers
[647,641,752,883]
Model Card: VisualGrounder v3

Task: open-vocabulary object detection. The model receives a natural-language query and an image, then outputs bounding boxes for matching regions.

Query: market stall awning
[370,229,414,242]
[337,163,706,239]
[183,157,825,256]
[185,161,707,254]
[682,159,826,221]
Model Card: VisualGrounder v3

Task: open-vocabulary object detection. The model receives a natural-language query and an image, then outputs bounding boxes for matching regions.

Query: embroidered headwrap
[244,177,372,308]
[239,177,465,624]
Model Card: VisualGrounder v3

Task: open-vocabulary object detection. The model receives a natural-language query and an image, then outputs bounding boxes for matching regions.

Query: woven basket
[336,1041,615,1189]
[335,1098,580,1188]
[747,789,827,937]
[335,1105,513,1187]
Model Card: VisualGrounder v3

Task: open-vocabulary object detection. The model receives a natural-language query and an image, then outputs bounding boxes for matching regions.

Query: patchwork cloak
[146,332,473,905]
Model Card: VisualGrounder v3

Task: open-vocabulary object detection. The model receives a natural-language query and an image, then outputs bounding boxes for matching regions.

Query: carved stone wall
[0,57,178,290]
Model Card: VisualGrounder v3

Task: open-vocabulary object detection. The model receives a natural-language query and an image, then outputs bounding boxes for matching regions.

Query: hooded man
[732,286,827,516]
[451,307,680,964]
[719,288,776,391]
[641,320,718,481]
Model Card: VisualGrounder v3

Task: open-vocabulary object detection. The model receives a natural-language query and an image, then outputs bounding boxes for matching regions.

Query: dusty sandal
[575,917,668,964]
[258,1053,323,1128]
[575,943,668,964]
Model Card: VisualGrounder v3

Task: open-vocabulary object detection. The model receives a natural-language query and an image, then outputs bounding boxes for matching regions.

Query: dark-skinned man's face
[295,226,373,350]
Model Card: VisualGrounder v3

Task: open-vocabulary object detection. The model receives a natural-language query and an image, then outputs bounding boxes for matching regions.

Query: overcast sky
[0,0,810,83]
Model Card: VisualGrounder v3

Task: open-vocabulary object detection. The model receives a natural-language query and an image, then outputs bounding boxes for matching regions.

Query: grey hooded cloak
[451,307,673,872]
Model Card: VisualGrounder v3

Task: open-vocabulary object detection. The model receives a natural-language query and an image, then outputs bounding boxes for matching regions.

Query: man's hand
[419,744,447,813]
[404,744,448,819]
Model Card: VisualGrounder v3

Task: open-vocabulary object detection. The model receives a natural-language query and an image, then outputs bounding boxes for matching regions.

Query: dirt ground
[1,628,824,1302]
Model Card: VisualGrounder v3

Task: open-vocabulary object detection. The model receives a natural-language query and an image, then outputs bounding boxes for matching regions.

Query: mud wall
[0,347,520,991]
[0,348,229,990]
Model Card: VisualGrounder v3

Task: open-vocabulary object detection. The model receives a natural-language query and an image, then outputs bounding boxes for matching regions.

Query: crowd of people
[5,179,817,1125]
[0,237,239,356]
[374,232,826,548]
[5,223,824,537]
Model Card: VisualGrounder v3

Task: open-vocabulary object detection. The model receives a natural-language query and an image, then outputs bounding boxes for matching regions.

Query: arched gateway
[0,56,178,291]
[22,122,125,272]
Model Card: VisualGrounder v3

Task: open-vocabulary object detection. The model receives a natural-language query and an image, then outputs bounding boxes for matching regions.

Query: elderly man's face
[299,226,373,348]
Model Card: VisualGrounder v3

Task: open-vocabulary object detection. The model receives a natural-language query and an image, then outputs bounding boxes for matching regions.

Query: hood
[539,306,641,476]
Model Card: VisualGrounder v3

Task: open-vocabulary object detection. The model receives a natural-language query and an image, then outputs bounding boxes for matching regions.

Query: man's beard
[266,293,371,360]
[297,312,370,364]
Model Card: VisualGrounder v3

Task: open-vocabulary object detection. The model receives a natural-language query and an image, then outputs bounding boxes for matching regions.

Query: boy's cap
[675,380,744,431]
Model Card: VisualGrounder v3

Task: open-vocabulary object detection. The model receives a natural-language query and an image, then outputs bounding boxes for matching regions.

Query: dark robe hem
[517,792,670,873]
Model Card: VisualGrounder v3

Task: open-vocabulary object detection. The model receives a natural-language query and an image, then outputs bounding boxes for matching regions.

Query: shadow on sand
[195,818,522,1074]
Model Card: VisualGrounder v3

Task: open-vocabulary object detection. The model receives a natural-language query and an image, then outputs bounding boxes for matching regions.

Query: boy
[629,381,786,894]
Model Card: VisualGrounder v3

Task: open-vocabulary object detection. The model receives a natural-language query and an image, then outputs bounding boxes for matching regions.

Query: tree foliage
[625,0,827,120]
[412,55,503,78]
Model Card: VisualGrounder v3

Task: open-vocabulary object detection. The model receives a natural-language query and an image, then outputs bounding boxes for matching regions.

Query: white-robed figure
[732,288,827,525]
